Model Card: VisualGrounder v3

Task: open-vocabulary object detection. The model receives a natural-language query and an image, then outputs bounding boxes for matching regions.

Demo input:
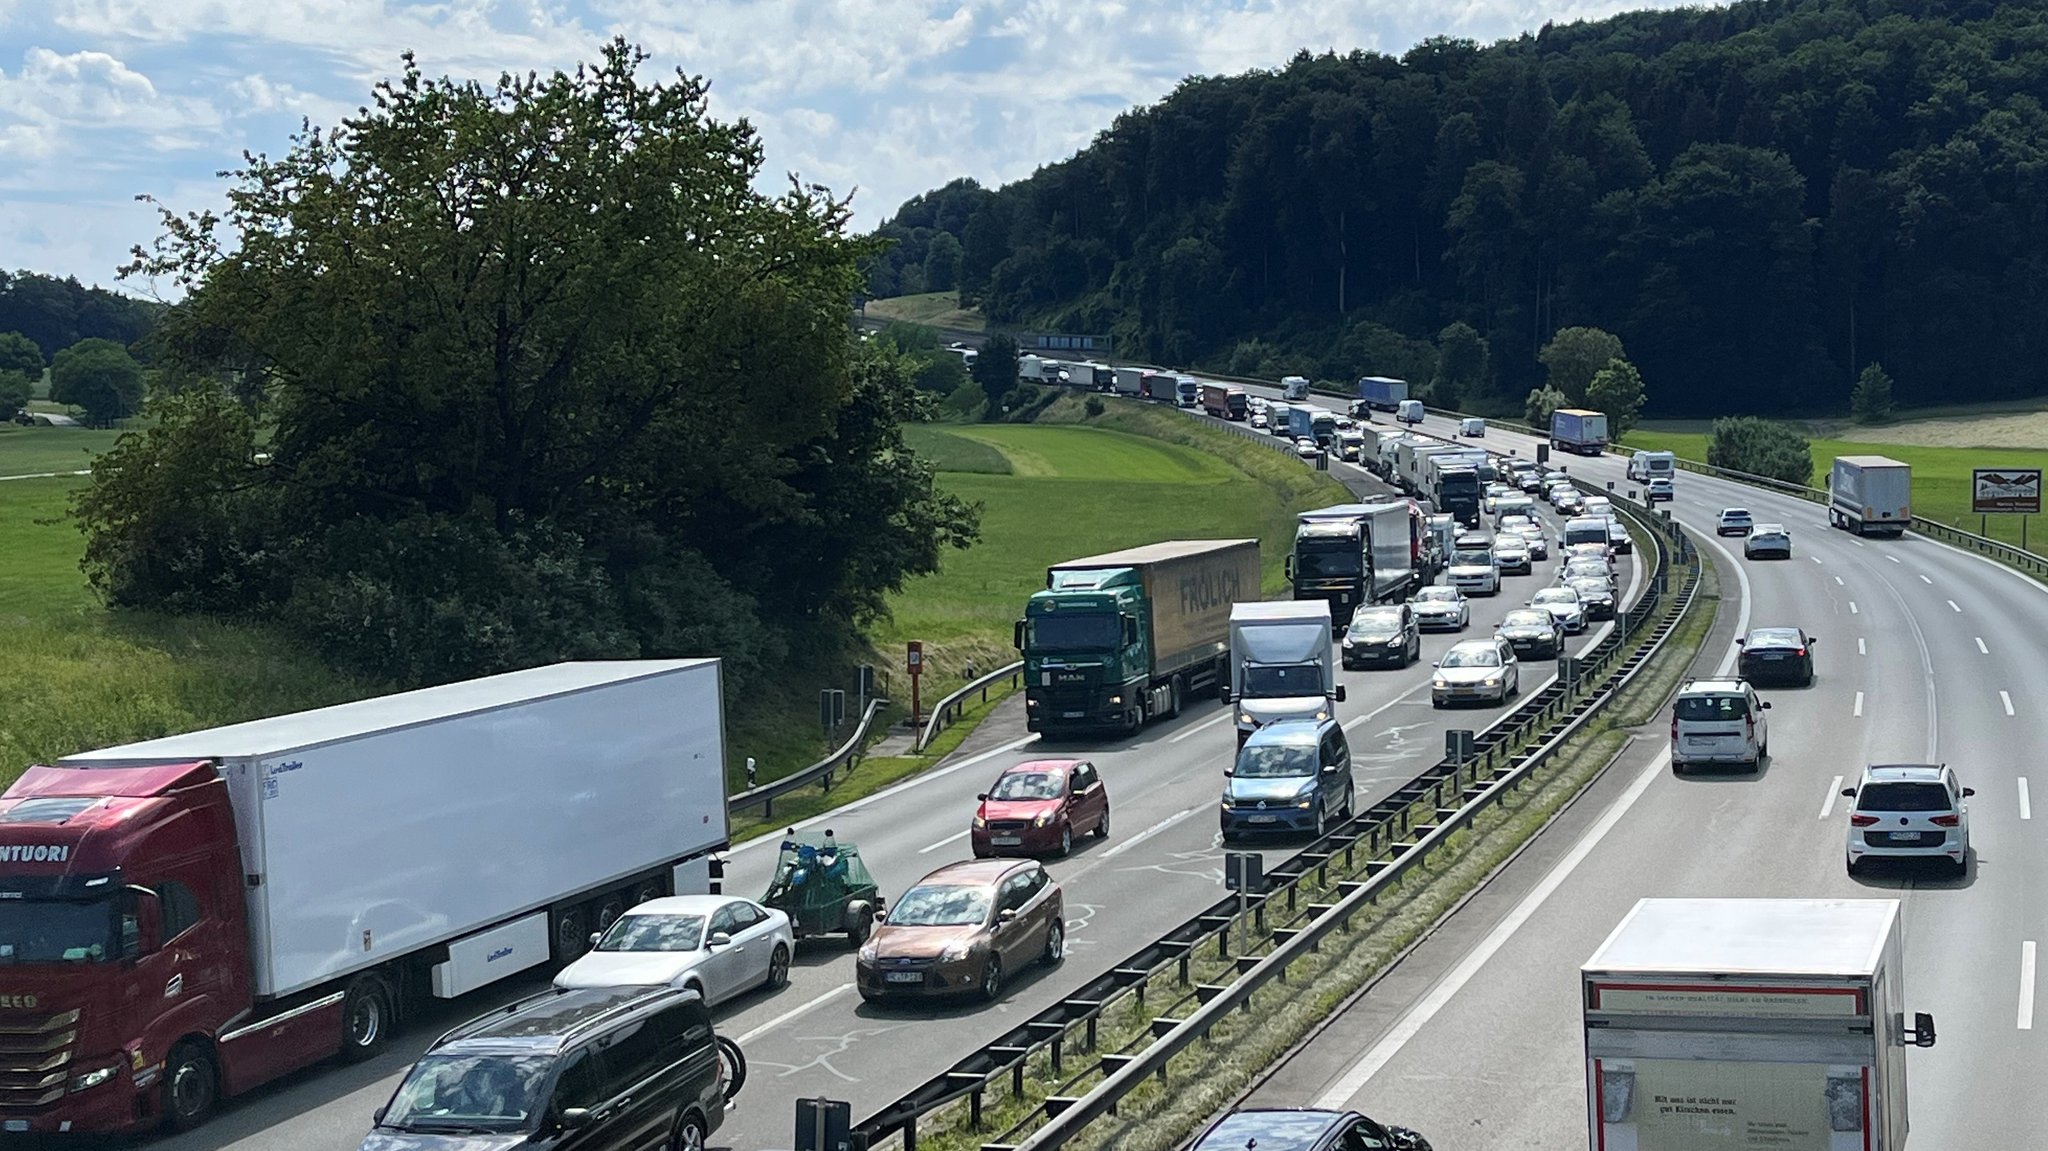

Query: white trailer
[1583,898,1935,1151]
[1220,600,1343,745]
[1829,456,1912,538]
[61,660,731,1000]
[1114,366,1146,396]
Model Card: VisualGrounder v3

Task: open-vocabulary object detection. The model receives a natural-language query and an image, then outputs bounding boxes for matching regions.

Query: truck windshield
[1027,613,1119,652]
[381,1053,553,1133]
[0,899,117,965]
[1241,664,1326,698]
[1294,541,1360,579]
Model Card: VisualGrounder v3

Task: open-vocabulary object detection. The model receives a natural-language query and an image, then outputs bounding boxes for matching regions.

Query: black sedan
[1497,608,1566,660]
[1189,1108,1432,1151]
[1568,575,1618,620]
[1736,626,1816,686]
[1342,605,1421,669]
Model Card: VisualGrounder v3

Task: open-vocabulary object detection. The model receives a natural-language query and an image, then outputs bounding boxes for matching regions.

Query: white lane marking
[2020,778,2032,821]
[1811,555,1824,564]
[737,982,853,1044]
[1977,636,1990,655]
[2002,691,2016,717]
[1820,775,1845,820]
[918,828,970,854]
[1101,805,1202,859]
[2021,942,2037,1031]
[728,735,1038,855]
[1858,638,1867,656]
[1948,599,1963,612]
[1853,692,1864,718]
[1342,679,1432,733]
[1886,555,1902,564]
[1849,601,1859,615]
[1833,576,1845,586]
[1853,539,1866,547]
[1919,574,1933,585]
[1170,708,1235,743]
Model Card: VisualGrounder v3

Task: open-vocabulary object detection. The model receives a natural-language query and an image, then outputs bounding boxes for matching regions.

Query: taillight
[1930,814,1960,827]
[1850,814,1879,826]
[1670,716,1679,741]
[1795,648,1806,656]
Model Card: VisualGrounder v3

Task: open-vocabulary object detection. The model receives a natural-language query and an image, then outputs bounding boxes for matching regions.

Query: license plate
[1248,814,1278,824]
[1760,652,1787,660]
[885,971,924,984]
[3,1122,26,1133]
[992,836,1022,846]
[1062,711,1084,719]
[1891,832,1924,843]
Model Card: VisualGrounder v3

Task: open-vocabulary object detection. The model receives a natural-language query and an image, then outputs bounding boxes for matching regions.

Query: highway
[150,405,1642,1151]
[1236,405,2045,1148]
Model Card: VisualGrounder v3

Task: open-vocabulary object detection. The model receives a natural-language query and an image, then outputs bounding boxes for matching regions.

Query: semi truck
[1356,375,1409,411]
[0,660,731,1135]
[1141,371,1178,402]
[1583,897,1934,1151]
[1281,375,1312,401]
[1017,539,1259,736]
[1200,382,1249,420]
[1285,502,1423,627]
[1220,600,1345,746]
[1551,408,1610,455]
[1114,366,1146,396]
[1828,456,1912,537]
[1079,361,1114,391]
[1175,374,1201,408]
[1336,424,1367,462]
[1285,405,1337,446]
[1395,440,1457,498]
[1425,454,1484,526]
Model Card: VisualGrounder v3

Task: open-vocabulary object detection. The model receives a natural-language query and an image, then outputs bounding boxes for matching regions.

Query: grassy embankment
[862,291,987,332]
[1623,424,2048,548]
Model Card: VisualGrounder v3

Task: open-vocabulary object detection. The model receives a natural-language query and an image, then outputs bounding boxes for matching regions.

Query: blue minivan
[1220,719,1355,839]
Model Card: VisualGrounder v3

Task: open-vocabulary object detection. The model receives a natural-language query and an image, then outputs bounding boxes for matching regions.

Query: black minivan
[361,985,739,1151]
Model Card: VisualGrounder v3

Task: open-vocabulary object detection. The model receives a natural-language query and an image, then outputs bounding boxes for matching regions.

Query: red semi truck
[0,660,729,1135]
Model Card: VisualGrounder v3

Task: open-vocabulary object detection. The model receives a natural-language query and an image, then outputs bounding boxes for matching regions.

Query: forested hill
[867,0,2048,417]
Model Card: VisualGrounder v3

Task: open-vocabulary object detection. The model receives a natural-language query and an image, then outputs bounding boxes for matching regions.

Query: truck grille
[0,1009,80,1109]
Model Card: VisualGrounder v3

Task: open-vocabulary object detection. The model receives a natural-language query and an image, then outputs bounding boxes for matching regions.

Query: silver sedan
[1410,586,1471,631]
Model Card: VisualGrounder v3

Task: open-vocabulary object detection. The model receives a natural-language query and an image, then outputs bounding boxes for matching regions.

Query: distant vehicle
[1140,371,1178,402]
[1281,374,1312,401]
[1492,533,1532,575]
[1342,604,1421,670]
[857,859,1064,1003]
[1354,376,1409,411]
[1604,518,1633,555]
[1431,637,1519,708]
[1563,516,1613,550]
[1223,600,1346,746]
[1567,575,1617,620]
[1446,538,1501,597]
[1175,374,1201,408]
[1295,437,1320,458]
[1396,398,1425,425]
[1736,626,1816,686]
[1200,382,1249,420]
[1564,541,1617,573]
[1459,417,1486,437]
[1220,718,1355,840]
[1744,523,1793,559]
[1716,507,1755,536]
[971,759,1110,858]
[1625,449,1675,482]
[1113,366,1145,396]
[1670,677,1769,773]
[554,894,793,1004]
[1250,412,1270,429]
[1509,523,1549,560]
[1550,408,1608,455]
[1842,764,1974,876]
[1409,586,1470,631]
[1829,455,1912,537]
[1186,1108,1433,1151]
[1553,488,1586,515]
[1496,608,1565,660]
[1528,586,1586,633]
[1645,476,1674,502]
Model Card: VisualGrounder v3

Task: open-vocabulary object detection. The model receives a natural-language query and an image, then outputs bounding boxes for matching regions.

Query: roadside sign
[1972,468,2041,514]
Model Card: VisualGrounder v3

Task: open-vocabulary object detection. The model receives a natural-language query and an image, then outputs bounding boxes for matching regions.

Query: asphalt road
[1237,405,2045,1148]
[148,405,1640,1151]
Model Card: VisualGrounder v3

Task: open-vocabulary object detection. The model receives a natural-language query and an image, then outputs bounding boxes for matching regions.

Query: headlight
[1384,636,1404,647]
[1296,799,1314,809]
[1033,810,1054,827]
[972,814,987,829]
[1239,712,1254,725]
[858,940,879,962]
[1108,694,1122,705]
[70,1064,118,1093]
[1312,708,1329,721]
[1433,676,1448,688]
[1482,676,1500,687]
[1220,792,1236,808]
[939,940,978,963]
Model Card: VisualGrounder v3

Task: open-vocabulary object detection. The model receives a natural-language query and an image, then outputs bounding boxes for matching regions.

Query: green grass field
[1622,429,2048,547]
[0,426,117,476]
[861,291,987,332]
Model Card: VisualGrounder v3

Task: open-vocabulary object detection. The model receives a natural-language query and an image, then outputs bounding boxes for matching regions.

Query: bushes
[1707,417,1813,484]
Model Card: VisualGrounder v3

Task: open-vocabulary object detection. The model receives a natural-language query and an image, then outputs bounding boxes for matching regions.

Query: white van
[1397,399,1425,425]
[1671,678,1770,774]
[1459,417,1486,437]
[1627,449,1676,482]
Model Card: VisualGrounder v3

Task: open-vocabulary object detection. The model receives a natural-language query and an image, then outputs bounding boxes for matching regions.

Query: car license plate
[3,1121,26,1133]
[885,972,923,984]
[1062,711,1084,719]
[1760,652,1787,660]
[1248,814,1278,824]
[1891,832,1923,843]
[992,836,1022,846]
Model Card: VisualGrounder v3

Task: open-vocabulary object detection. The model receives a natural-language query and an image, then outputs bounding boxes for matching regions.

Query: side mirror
[1841,787,1857,798]
[373,1106,389,1126]
[977,793,990,802]
[874,909,887,921]
[1218,685,1232,704]
[561,1108,594,1131]
[1909,1011,1937,1048]
[1734,638,1746,646]
[1963,787,1976,797]
[998,908,1019,924]
[1760,701,1773,710]
[589,931,602,946]
[1013,619,1026,651]
[1431,661,1441,669]
[1333,685,1347,703]
[1123,617,1140,647]
[1284,555,1296,581]
[1808,637,1819,645]
[708,931,734,948]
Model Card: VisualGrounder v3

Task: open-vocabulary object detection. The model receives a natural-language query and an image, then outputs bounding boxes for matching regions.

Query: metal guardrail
[849,497,1698,1151]
[917,660,1025,752]
[728,698,887,821]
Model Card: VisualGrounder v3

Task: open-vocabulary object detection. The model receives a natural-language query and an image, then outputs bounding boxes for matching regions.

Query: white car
[1717,507,1755,536]
[1409,585,1471,631]
[1670,678,1769,774]
[1432,637,1519,707]
[1528,586,1586,633]
[1459,417,1486,437]
[1446,540,1501,596]
[1511,525,1549,560]
[554,895,794,1005]
[1645,477,1675,502]
[1492,535,1532,575]
[1295,437,1320,458]
[1250,412,1269,429]
[1744,524,1792,559]
[1842,763,1974,877]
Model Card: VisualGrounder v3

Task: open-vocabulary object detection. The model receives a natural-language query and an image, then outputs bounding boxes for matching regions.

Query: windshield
[1440,647,1501,668]
[991,770,1066,800]
[1502,611,1552,629]
[1027,612,1118,653]
[888,884,991,927]
[1294,539,1361,579]
[1415,588,1459,604]
[1242,664,1326,697]
[1452,549,1493,566]
[1349,609,1402,636]
[1235,745,1317,778]
[0,899,116,965]
[1533,590,1577,606]
[1439,474,1479,494]
[595,913,704,953]
[382,1053,553,1133]
[1570,580,1613,601]
[1565,527,1605,546]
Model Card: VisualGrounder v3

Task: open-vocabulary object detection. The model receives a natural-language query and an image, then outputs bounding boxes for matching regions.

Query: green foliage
[0,273,160,364]
[1524,385,1567,428]
[1585,358,1647,439]
[1707,416,1813,484]
[1538,327,1625,406]
[863,178,992,300]
[1084,396,1106,418]
[0,371,31,420]
[1431,321,1488,408]
[0,331,44,378]
[49,338,145,425]
[878,320,941,354]
[1852,362,1896,424]
[971,333,1019,396]
[941,378,988,421]
[95,40,976,689]
[912,354,966,397]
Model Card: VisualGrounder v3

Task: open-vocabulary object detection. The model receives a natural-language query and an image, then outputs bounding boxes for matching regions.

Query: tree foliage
[1525,385,1567,428]
[1432,321,1488,408]
[85,40,978,688]
[971,333,1019,398]
[871,0,2048,414]
[1585,358,1647,439]
[0,331,43,380]
[1851,362,1895,424]
[0,371,31,419]
[1707,416,1813,485]
[1538,327,1625,407]
[50,338,144,425]
[0,272,160,363]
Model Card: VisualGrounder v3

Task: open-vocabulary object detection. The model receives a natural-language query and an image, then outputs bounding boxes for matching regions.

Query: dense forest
[866,0,2048,417]
[0,271,162,362]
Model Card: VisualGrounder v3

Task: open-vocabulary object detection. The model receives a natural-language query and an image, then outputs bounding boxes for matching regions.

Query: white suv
[1842,764,1973,877]
[1670,678,1770,774]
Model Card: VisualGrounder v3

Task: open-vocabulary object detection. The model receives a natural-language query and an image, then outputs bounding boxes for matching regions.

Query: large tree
[1538,327,1625,407]
[87,40,977,685]
[0,331,43,379]
[50,337,145,425]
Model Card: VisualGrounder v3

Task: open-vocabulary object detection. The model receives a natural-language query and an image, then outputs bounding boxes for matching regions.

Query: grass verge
[897,535,1720,1151]
[863,292,988,331]
[0,426,117,476]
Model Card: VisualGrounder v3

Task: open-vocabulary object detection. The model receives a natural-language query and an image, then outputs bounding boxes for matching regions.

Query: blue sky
[1,0,1691,295]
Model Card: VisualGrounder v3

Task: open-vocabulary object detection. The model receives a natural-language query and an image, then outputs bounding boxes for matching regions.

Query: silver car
[1842,764,1974,877]
[1528,586,1586,633]
[555,895,795,1005]
[1410,585,1470,631]
[1431,637,1519,708]
[1492,534,1532,575]
[1558,557,1614,588]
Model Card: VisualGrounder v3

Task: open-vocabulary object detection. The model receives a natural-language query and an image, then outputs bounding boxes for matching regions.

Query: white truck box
[63,659,729,999]
[1226,600,1340,741]
[1114,366,1145,395]
[1583,898,1932,1151]
[1829,456,1912,538]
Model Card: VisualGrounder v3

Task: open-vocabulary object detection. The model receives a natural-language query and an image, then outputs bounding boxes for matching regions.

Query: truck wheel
[846,903,874,946]
[596,894,627,932]
[1166,676,1184,719]
[163,1040,218,1132]
[634,878,666,905]
[338,975,393,1062]
[552,904,591,964]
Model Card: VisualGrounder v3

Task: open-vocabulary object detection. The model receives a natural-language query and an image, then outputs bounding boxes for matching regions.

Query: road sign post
[906,641,925,731]
[795,1097,851,1151]
[1224,851,1263,953]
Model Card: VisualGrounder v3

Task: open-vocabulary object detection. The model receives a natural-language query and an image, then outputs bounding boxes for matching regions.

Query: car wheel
[766,943,790,990]
[1846,854,1862,877]
[980,955,1004,1001]
[972,843,991,859]
[1042,919,1065,967]
[670,1111,708,1151]
[1057,822,1073,857]
[1312,801,1328,838]
[1340,783,1355,819]
[1672,759,1686,776]
[1951,855,1969,879]
[163,1040,218,1132]
[1095,805,1110,839]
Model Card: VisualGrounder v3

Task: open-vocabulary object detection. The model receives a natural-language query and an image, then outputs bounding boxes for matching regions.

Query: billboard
[1972,468,2042,514]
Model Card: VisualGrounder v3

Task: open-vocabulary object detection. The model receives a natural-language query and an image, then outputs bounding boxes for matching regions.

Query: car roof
[1721,507,1752,515]
[1194,1109,1349,1151]
[1501,609,1552,624]
[1447,637,1500,652]
[1003,758,1081,775]
[917,858,1037,886]
[1245,718,1331,747]
[1752,523,1788,533]
[621,894,747,917]
[1863,763,1947,782]
[1680,677,1748,694]
[436,985,683,1054]
[1533,587,1577,598]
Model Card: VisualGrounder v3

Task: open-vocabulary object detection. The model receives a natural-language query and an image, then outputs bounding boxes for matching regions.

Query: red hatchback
[971,759,1110,858]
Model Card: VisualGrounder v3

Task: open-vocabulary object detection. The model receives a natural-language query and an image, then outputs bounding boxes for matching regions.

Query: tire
[671,1112,708,1151]
[1094,805,1110,839]
[979,955,1004,1002]
[765,943,790,990]
[1672,760,1687,776]
[596,894,628,933]
[634,878,666,905]
[338,975,393,1063]
[1340,783,1355,819]
[1312,801,1328,838]
[1845,854,1862,877]
[717,1032,748,1095]
[1056,822,1073,858]
[1167,676,1184,719]
[1042,918,1065,967]
[846,905,873,947]
[162,1040,217,1133]
[552,903,590,964]
[1951,855,1969,879]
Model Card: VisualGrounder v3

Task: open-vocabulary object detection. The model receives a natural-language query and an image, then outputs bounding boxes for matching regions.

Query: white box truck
[1114,366,1146,396]
[1583,898,1935,1151]
[1828,456,1912,537]
[2,660,729,1134]
[1220,600,1344,746]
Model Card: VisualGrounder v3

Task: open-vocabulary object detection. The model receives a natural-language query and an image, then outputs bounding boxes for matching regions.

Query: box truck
[1828,456,1912,538]
[1220,601,1345,745]
[0,660,730,1135]
[1267,401,1295,436]
[1281,375,1312,401]
[1583,897,1935,1151]
[1200,382,1249,420]
[1141,371,1178,402]
[1114,366,1146,396]
[1356,376,1409,411]
[1017,540,1259,736]
[1286,502,1423,627]
[1552,408,1609,455]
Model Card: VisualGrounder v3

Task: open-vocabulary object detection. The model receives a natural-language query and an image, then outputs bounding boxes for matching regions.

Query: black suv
[361,985,739,1150]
